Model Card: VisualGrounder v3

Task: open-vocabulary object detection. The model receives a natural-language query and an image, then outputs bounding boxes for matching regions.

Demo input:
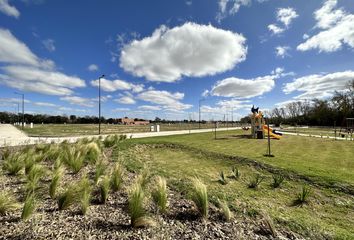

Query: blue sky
[1,0,354,120]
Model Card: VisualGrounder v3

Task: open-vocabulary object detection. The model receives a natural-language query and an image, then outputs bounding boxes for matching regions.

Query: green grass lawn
[131,130,354,191]
[118,143,354,239]
[19,123,232,137]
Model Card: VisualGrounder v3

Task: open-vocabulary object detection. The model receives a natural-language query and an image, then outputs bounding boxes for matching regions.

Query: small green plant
[218,199,232,222]
[24,151,36,174]
[99,175,110,204]
[136,168,150,189]
[218,171,227,185]
[128,183,154,227]
[294,186,311,205]
[0,191,20,215]
[231,166,240,180]
[49,166,64,199]
[0,148,11,161]
[25,164,46,194]
[272,174,285,188]
[58,176,92,212]
[21,193,36,220]
[2,153,23,175]
[110,163,124,192]
[84,142,101,164]
[248,174,265,189]
[151,176,168,213]
[191,178,208,218]
[103,135,119,148]
[94,161,106,184]
[61,146,85,174]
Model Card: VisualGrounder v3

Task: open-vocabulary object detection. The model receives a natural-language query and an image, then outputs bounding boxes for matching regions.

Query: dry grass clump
[103,135,119,148]
[136,168,150,189]
[217,199,233,222]
[248,174,265,189]
[85,142,101,164]
[151,176,168,213]
[60,146,85,174]
[2,153,23,175]
[25,164,46,194]
[272,174,285,188]
[99,175,110,204]
[128,183,154,228]
[49,166,64,199]
[231,166,240,180]
[94,161,106,184]
[21,193,36,220]
[190,178,208,218]
[110,163,124,192]
[294,185,311,205]
[0,190,20,215]
[218,171,227,185]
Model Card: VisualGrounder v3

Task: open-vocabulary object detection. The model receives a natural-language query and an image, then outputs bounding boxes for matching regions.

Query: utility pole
[98,74,105,135]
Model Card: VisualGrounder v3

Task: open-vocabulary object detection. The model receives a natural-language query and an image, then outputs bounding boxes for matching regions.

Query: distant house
[117,117,150,125]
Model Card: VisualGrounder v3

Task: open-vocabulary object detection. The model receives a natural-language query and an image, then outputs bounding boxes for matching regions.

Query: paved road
[0,124,241,147]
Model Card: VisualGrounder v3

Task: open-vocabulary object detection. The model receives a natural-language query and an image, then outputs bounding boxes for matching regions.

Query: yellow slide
[263,125,281,140]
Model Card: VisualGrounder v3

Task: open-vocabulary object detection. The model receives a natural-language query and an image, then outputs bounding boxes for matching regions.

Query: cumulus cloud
[115,96,136,105]
[283,71,354,99]
[90,78,144,93]
[267,24,284,35]
[275,46,290,58]
[138,105,162,111]
[0,65,86,95]
[0,0,20,18]
[297,0,354,52]
[87,64,98,72]
[42,39,55,52]
[137,90,192,111]
[268,8,298,35]
[60,96,95,107]
[120,22,247,82]
[277,7,298,27]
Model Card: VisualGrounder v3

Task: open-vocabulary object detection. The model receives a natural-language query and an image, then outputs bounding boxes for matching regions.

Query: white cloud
[267,24,285,35]
[42,39,55,52]
[120,22,247,82]
[297,0,354,52]
[138,105,162,111]
[90,78,144,93]
[112,107,130,112]
[216,0,251,22]
[0,0,20,18]
[33,102,57,107]
[87,64,99,72]
[211,75,276,98]
[115,96,136,105]
[60,96,95,107]
[58,107,89,113]
[283,71,354,100]
[0,28,40,66]
[137,90,192,111]
[185,1,192,6]
[0,65,86,95]
[277,7,298,27]
[275,46,290,58]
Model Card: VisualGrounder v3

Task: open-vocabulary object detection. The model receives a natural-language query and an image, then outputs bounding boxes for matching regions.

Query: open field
[0,131,353,239]
[18,123,237,137]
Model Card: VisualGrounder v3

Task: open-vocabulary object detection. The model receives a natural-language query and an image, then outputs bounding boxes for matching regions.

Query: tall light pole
[198,98,205,129]
[14,92,24,130]
[98,74,105,135]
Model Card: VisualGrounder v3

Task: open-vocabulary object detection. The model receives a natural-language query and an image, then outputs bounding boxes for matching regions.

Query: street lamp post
[198,99,205,129]
[14,92,24,130]
[98,74,105,135]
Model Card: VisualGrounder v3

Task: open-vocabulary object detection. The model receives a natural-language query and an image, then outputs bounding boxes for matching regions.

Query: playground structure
[250,106,282,140]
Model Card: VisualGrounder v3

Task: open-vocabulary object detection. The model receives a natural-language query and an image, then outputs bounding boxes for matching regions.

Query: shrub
[248,174,265,189]
[151,176,168,213]
[94,162,106,184]
[231,166,240,180]
[21,193,36,220]
[0,191,20,215]
[128,183,154,227]
[110,163,124,192]
[294,186,311,205]
[218,171,227,185]
[272,174,285,188]
[0,148,11,161]
[2,153,23,175]
[218,199,232,222]
[49,166,64,199]
[191,178,208,218]
[99,175,110,204]
[61,146,85,174]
